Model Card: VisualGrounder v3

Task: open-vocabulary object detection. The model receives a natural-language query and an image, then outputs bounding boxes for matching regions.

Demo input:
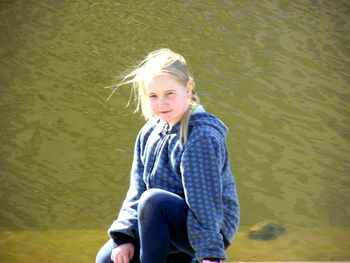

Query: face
[145,75,192,126]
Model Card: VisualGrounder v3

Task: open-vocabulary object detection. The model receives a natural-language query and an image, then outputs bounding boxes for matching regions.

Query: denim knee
[138,189,169,221]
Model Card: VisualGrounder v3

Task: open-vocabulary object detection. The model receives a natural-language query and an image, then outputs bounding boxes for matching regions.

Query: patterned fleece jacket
[108,105,240,260]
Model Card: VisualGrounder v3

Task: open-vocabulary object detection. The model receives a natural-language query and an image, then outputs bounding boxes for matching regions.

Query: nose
[158,97,168,107]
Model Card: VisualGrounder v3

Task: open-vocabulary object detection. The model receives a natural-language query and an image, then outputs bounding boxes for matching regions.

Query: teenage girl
[96,48,240,263]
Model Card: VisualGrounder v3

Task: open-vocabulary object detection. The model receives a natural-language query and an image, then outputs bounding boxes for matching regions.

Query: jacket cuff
[110,232,135,247]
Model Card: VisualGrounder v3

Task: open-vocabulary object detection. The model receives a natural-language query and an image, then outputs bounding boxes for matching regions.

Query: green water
[1,0,349,262]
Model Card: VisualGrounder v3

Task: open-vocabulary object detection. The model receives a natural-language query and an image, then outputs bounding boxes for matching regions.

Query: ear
[186,80,193,99]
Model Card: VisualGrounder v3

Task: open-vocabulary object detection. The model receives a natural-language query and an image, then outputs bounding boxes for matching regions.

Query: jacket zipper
[146,128,170,188]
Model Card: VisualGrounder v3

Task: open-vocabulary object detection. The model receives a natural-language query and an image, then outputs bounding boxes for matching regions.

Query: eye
[166,91,175,96]
[148,94,157,98]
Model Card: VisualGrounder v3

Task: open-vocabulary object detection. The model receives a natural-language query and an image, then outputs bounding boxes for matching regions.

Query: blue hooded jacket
[108,105,240,260]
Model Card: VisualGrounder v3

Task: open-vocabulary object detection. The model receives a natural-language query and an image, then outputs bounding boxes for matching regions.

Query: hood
[188,105,228,138]
[189,112,229,138]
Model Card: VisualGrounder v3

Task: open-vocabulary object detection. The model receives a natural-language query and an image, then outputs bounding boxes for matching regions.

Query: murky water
[1,0,349,262]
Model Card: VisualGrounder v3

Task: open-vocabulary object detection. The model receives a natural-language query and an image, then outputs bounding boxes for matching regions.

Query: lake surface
[1,0,349,262]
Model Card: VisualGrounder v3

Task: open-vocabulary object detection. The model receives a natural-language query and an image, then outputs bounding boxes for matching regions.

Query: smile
[159,110,171,114]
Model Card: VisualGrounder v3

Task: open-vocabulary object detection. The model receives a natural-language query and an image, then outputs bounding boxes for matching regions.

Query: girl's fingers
[128,246,134,260]
[111,244,134,263]
[111,251,122,263]
[113,254,129,263]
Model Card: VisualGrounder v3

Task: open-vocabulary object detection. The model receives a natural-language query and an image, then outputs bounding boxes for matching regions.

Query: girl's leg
[95,239,114,263]
[138,188,195,263]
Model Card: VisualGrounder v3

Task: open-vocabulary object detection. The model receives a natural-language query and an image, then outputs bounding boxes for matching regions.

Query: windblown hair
[106,48,200,145]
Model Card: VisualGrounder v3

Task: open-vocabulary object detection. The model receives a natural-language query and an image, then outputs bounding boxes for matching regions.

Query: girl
[96,48,239,263]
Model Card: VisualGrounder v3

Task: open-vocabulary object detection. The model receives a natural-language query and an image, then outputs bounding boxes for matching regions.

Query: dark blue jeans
[96,189,196,263]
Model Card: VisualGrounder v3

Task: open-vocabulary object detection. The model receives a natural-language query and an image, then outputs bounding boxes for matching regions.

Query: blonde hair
[106,48,200,145]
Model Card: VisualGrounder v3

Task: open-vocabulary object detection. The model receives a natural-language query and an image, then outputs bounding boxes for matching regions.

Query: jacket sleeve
[108,130,146,241]
[180,134,227,260]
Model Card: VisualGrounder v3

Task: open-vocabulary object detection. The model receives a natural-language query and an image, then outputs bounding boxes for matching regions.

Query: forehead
[144,75,183,93]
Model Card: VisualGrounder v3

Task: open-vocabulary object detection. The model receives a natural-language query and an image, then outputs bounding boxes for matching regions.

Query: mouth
[159,110,171,114]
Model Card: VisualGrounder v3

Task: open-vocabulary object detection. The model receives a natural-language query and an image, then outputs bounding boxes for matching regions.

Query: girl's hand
[111,243,134,263]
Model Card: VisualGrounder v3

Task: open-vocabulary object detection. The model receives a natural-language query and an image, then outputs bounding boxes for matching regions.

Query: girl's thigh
[96,239,114,263]
[138,188,195,256]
